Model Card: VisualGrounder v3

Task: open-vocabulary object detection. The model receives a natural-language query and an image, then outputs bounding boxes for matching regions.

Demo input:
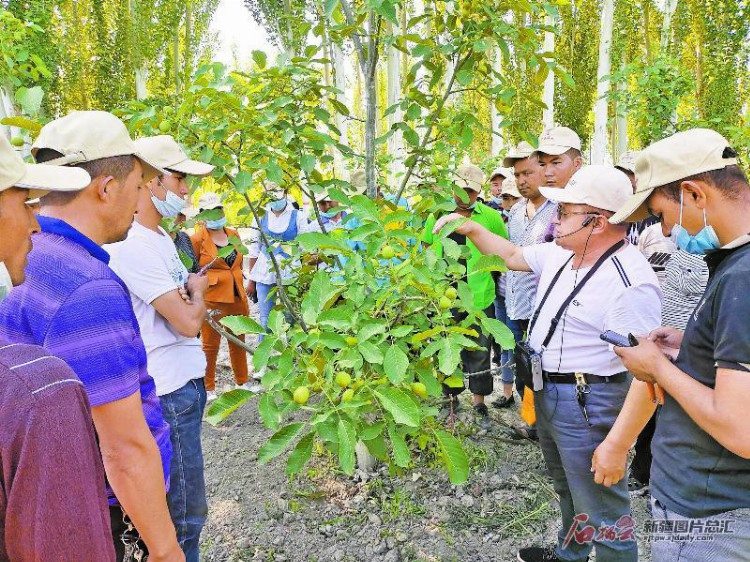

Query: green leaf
[325,0,339,16]
[300,154,316,173]
[319,332,347,350]
[297,232,349,252]
[388,424,411,468]
[234,171,254,192]
[442,237,461,260]
[0,115,42,133]
[383,344,409,384]
[302,270,345,324]
[364,434,389,461]
[253,336,278,370]
[286,431,315,476]
[14,86,43,115]
[360,421,385,441]
[252,50,267,69]
[480,317,516,349]
[434,430,469,484]
[390,325,414,338]
[220,315,266,335]
[438,340,462,375]
[258,422,304,464]
[472,254,508,274]
[265,160,283,183]
[268,309,285,335]
[258,393,282,429]
[443,375,464,388]
[337,418,356,475]
[373,387,420,427]
[357,321,387,342]
[317,306,354,330]
[205,388,254,425]
[358,341,384,364]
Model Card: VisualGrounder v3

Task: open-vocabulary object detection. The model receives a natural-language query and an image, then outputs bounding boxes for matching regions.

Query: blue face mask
[150,181,186,218]
[205,217,227,230]
[322,209,340,219]
[491,196,503,205]
[671,190,720,254]
[269,199,288,213]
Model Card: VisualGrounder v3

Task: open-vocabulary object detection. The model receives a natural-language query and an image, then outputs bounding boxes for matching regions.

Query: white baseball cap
[610,128,738,224]
[134,135,214,177]
[197,191,223,210]
[535,126,582,156]
[539,165,632,213]
[0,134,90,198]
[454,160,485,193]
[32,111,165,181]
[502,141,535,167]
[615,151,639,174]
[489,167,510,181]
[501,175,522,199]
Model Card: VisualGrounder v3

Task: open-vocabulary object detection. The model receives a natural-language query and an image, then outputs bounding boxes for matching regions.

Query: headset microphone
[553,215,597,239]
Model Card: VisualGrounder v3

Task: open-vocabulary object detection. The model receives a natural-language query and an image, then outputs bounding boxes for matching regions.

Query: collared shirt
[0,216,172,505]
[422,202,508,310]
[652,236,750,518]
[506,198,557,320]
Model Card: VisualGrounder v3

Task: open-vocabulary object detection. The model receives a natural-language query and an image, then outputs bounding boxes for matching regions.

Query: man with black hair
[605,128,750,561]
[535,127,584,189]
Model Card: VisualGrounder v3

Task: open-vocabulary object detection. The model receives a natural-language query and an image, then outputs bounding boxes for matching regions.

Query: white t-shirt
[107,222,206,396]
[246,203,319,284]
[523,241,662,376]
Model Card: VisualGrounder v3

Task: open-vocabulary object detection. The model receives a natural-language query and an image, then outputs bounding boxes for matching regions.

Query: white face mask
[0,262,13,302]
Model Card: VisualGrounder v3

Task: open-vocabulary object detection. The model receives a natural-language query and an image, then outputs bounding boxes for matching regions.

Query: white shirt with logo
[107,222,206,396]
[523,241,662,375]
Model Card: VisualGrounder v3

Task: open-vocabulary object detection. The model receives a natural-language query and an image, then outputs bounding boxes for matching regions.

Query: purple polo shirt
[0,216,171,505]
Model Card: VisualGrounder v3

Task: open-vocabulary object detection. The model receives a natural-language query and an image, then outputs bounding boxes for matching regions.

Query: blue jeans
[493,296,523,385]
[650,497,750,561]
[256,282,276,342]
[535,377,637,562]
[160,379,208,562]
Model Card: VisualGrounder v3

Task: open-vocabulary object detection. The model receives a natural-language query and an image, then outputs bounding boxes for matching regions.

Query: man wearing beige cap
[486,167,509,214]
[107,135,215,562]
[0,135,118,561]
[422,161,508,429]
[535,126,584,188]
[0,111,184,562]
[434,164,662,562]
[604,128,750,560]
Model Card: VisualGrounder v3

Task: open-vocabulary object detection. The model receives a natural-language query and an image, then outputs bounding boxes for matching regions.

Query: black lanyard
[528,239,626,351]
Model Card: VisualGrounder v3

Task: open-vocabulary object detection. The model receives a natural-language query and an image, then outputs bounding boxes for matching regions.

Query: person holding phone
[107,135,214,562]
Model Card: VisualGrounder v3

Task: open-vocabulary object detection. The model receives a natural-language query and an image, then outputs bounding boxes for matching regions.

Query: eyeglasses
[556,206,602,220]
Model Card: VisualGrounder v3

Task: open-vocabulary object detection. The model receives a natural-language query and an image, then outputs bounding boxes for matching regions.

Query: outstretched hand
[432,213,472,236]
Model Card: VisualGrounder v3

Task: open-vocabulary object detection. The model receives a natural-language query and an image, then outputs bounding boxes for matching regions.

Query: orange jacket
[190,224,248,305]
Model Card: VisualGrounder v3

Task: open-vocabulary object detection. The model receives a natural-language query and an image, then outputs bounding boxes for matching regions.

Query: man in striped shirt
[0,134,115,560]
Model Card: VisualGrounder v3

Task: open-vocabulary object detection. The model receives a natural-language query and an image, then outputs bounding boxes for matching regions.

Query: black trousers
[110,506,148,562]
[444,304,495,397]
[630,411,657,484]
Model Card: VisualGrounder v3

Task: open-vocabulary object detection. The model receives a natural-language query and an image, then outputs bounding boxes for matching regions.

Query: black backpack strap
[531,239,625,351]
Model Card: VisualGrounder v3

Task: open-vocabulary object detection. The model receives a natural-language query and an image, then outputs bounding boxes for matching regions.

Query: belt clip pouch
[514,341,535,390]
[531,352,543,391]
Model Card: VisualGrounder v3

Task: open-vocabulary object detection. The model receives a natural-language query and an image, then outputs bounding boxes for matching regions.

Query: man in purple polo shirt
[0,134,115,561]
[0,112,184,562]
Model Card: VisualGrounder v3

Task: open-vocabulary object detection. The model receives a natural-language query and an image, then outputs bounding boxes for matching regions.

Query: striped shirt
[506,198,557,320]
[661,249,709,330]
[0,216,171,505]
[0,342,114,561]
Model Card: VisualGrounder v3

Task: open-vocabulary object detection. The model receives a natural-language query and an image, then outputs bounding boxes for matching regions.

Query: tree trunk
[364,10,379,199]
[184,0,193,84]
[0,86,16,140]
[135,67,149,100]
[591,0,614,164]
[173,29,180,93]
[643,0,652,60]
[541,16,556,129]
[490,47,504,156]
[332,42,349,176]
[659,0,679,51]
[615,58,628,158]
[386,21,403,183]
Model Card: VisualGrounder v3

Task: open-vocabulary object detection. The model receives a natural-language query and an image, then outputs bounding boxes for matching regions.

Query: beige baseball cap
[0,134,91,198]
[539,165,632,213]
[502,141,535,167]
[502,175,522,199]
[615,151,639,174]
[32,111,165,180]
[535,126,582,156]
[134,135,214,177]
[454,160,485,193]
[610,128,738,224]
[348,169,368,195]
[489,167,510,181]
[197,191,223,210]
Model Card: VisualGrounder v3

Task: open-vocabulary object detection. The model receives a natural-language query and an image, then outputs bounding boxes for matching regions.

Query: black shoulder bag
[515,240,625,392]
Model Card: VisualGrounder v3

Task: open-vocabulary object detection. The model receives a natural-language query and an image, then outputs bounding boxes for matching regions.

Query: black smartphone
[600,330,638,347]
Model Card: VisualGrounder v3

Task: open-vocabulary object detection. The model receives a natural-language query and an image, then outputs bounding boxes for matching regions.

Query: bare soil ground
[200,342,652,562]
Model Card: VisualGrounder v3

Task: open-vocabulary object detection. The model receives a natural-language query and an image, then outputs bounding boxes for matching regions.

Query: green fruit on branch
[444,287,457,300]
[10,136,24,147]
[439,296,453,310]
[411,382,428,398]
[293,386,310,405]
[345,336,359,346]
[159,120,172,133]
[335,371,352,388]
[380,245,396,259]
[341,388,355,402]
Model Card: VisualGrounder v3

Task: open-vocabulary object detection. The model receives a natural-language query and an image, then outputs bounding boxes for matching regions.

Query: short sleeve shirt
[651,237,750,518]
[523,242,662,375]
[422,202,508,310]
[107,222,206,397]
[0,217,172,505]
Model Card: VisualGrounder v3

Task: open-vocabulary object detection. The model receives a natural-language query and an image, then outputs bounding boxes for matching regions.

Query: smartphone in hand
[600,330,638,347]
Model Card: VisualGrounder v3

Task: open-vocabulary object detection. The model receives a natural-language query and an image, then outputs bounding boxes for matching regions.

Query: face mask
[0,262,13,302]
[205,217,227,230]
[671,189,720,254]
[491,196,503,205]
[151,183,186,218]
[270,199,288,213]
[322,209,339,219]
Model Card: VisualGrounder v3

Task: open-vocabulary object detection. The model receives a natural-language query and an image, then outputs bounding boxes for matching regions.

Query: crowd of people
[0,108,747,562]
